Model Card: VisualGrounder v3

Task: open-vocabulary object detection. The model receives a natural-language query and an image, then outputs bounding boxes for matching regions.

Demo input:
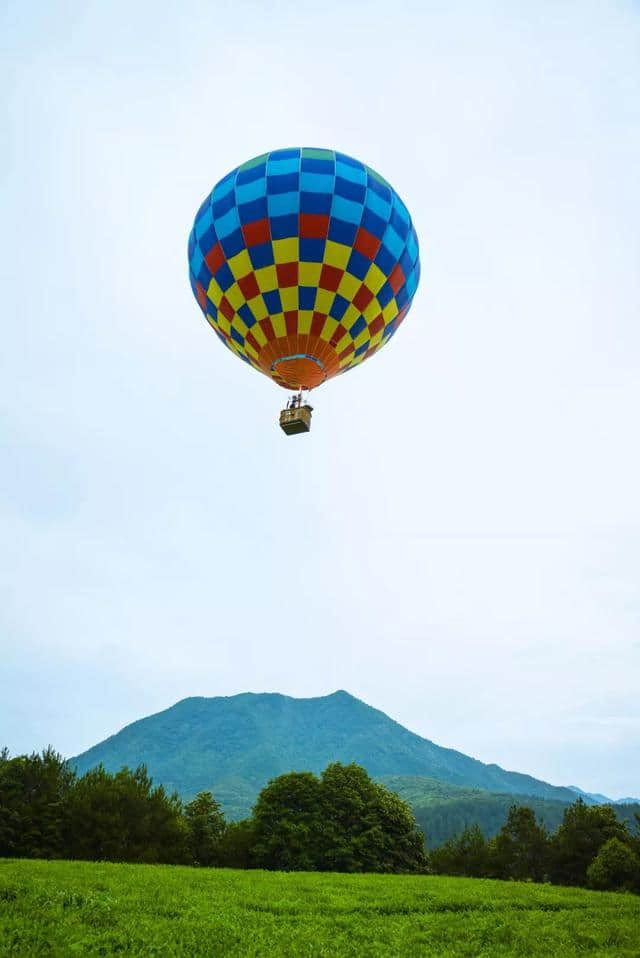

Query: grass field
[1,860,639,957]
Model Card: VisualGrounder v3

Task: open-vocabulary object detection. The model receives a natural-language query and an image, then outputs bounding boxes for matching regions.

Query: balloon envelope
[188,148,420,390]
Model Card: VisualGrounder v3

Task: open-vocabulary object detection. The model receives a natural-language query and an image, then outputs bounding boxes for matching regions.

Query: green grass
[1,860,638,957]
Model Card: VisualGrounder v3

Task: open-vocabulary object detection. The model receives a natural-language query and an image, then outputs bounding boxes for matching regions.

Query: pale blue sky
[1,0,639,797]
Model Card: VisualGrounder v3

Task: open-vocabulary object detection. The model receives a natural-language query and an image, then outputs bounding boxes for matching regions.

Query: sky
[1,0,639,798]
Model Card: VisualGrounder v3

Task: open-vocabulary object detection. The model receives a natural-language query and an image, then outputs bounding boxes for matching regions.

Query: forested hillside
[379,776,640,847]
[72,691,581,818]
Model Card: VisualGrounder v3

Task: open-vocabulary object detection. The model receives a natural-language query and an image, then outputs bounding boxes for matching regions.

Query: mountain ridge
[567,784,640,806]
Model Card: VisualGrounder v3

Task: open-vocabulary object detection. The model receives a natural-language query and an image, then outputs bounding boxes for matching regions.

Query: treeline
[2,747,639,892]
[0,748,425,873]
[414,794,577,848]
[430,803,640,892]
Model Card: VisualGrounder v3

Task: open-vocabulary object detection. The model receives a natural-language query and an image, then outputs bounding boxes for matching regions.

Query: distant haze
[1,0,639,797]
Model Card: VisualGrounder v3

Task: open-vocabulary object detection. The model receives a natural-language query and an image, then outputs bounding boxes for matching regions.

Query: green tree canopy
[64,764,188,864]
[320,763,426,873]
[491,805,549,881]
[550,800,629,886]
[252,762,425,873]
[217,819,256,869]
[429,825,490,877]
[252,771,323,871]
[184,791,226,866]
[587,837,640,892]
[0,747,74,859]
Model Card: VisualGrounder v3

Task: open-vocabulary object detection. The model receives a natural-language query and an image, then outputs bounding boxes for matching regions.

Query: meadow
[1,860,639,957]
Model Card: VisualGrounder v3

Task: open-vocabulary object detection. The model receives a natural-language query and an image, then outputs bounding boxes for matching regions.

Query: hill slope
[380,776,640,847]
[72,690,581,818]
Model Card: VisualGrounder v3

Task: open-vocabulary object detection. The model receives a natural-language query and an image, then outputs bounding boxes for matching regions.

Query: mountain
[72,690,582,819]
[567,786,612,804]
[568,785,640,806]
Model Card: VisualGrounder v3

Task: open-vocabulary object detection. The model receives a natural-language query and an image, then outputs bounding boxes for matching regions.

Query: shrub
[587,838,640,892]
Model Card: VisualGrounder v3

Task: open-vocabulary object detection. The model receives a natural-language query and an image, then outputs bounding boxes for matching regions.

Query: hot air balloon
[188,148,420,434]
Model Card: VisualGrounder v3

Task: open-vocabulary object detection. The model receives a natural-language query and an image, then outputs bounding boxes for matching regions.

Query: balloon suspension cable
[285,387,314,412]
[301,387,314,412]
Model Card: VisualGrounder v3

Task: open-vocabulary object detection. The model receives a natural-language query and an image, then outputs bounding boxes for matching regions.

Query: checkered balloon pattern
[188,148,420,391]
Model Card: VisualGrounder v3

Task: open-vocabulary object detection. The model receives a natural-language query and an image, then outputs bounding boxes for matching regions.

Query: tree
[318,763,372,872]
[64,764,188,864]
[429,825,490,877]
[587,838,640,891]
[368,780,427,873]
[455,825,491,877]
[319,763,425,873]
[631,814,640,859]
[251,763,425,873]
[490,805,549,881]
[549,800,629,886]
[217,820,256,869]
[184,791,226,866]
[252,771,323,870]
[0,747,75,859]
